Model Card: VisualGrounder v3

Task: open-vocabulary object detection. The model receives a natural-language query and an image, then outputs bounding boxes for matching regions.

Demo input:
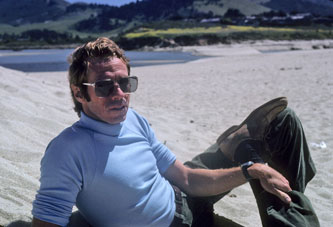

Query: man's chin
[106,107,128,124]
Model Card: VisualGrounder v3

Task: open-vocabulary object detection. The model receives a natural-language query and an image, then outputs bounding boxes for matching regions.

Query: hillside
[0,0,332,49]
[192,0,270,17]
[0,0,69,25]
[1,0,333,26]
[263,0,333,17]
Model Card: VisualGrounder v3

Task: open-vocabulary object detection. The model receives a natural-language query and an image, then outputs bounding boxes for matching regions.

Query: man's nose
[111,84,125,97]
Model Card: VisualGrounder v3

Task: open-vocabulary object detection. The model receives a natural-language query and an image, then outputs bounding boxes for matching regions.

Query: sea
[0,49,202,73]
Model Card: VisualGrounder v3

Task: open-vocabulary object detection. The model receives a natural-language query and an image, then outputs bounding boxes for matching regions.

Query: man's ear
[71,84,85,103]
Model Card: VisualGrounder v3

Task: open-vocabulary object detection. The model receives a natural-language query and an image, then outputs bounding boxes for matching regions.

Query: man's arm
[164,160,292,204]
[31,217,60,227]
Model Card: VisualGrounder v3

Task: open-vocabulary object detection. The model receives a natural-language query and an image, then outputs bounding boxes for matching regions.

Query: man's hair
[68,37,130,117]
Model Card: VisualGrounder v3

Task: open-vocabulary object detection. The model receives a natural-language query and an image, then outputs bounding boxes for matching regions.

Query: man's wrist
[246,162,267,180]
[241,161,254,181]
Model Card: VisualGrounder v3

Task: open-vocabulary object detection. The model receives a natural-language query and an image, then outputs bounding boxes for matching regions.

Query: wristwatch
[241,161,254,181]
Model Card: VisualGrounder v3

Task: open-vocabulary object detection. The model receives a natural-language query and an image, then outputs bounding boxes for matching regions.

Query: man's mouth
[107,99,127,111]
[110,106,126,111]
[108,102,127,112]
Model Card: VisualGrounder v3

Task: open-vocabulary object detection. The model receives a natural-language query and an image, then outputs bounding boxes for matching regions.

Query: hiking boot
[217,97,288,163]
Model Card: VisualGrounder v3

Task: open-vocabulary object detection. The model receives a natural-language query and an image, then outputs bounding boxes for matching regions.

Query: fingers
[276,175,292,192]
[276,178,292,204]
[274,188,292,204]
[264,182,292,204]
[257,165,293,204]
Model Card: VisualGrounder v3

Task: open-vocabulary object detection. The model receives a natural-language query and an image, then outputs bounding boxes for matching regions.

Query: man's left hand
[248,163,292,204]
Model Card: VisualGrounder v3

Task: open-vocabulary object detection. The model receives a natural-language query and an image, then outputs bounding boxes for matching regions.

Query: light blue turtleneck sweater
[32,109,176,226]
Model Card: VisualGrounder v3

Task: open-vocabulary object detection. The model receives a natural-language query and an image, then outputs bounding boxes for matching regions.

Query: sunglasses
[82,76,138,97]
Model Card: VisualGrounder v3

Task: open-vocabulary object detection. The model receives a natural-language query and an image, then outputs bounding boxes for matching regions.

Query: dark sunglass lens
[95,80,114,97]
[130,77,138,92]
[119,78,130,92]
[119,77,138,93]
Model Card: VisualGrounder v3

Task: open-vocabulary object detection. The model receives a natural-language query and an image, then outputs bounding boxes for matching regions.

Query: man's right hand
[248,163,292,204]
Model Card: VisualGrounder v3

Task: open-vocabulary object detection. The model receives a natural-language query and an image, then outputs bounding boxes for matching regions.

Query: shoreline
[1,39,333,53]
[1,40,332,74]
[159,39,333,56]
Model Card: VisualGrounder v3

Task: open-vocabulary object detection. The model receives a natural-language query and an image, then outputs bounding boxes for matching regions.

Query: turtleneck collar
[78,111,124,137]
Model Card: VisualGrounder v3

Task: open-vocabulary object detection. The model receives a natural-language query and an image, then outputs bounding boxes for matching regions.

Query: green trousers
[178,108,320,227]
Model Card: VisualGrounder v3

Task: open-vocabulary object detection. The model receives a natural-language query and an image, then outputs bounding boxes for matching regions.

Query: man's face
[78,57,130,124]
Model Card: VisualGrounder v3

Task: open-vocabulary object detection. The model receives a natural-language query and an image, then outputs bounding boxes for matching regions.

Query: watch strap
[241,161,254,181]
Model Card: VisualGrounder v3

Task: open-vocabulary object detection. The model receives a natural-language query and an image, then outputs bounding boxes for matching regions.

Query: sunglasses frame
[82,76,138,97]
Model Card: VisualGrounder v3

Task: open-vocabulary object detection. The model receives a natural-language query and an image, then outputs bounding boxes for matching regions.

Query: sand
[0,40,332,227]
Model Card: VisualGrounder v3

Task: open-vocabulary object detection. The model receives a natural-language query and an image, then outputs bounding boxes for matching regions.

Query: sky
[66,0,136,7]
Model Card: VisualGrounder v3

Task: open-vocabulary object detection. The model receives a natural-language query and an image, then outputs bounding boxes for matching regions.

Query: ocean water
[0,49,202,72]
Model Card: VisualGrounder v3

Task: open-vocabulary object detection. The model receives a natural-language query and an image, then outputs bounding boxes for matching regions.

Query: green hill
[0,0,332,49]
[0,0,69,25]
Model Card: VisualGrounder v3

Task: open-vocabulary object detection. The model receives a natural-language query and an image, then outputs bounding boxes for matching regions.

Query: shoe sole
[217,97,288,145]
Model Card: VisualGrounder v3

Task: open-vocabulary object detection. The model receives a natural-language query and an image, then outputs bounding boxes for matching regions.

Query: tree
[224,8,245,18]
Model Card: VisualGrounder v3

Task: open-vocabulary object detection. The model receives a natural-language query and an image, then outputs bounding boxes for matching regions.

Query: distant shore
[0,43,81,51]
[152,39,333,54]
[1,36,333,52]
[1,39,333,55]
[2,40,332,73]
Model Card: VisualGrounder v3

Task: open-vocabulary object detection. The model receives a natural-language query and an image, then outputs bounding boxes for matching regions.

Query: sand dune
[0,40,332,226]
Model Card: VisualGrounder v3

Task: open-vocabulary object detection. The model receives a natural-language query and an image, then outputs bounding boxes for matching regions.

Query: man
[31,37,319,227]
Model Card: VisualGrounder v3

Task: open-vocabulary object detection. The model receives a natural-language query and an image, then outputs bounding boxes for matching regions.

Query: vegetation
[115,23,333,50]
[123,25,301,39]
[0,29,90,50]
[0,0,332,50]
[1,22,332,50]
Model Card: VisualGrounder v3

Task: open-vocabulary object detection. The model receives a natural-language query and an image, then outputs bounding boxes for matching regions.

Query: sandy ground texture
[0,40,332,227]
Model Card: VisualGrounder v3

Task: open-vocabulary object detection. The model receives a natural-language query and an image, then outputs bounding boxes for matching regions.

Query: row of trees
[223,10,333,27]
[73,7,333,33]
[0,29,82,44]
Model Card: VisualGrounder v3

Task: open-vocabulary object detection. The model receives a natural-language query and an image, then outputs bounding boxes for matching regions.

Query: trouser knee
[266,107,303,156]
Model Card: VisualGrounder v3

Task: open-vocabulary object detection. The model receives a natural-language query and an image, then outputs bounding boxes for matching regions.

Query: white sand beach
[0,40,332,226]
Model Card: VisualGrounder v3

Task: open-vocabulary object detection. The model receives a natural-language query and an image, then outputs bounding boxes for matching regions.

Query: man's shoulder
[47,121,94,151]
[61,121,92,137]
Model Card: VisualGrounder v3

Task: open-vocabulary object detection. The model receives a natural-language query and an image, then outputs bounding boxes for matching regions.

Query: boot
[217,97,288,162]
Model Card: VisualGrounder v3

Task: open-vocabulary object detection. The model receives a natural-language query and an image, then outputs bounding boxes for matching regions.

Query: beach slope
[0,41,332,226]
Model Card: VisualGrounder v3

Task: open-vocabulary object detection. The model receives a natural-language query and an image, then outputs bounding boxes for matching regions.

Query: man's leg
[183,106,319,226]
[182,97,288,226]
[184,143,237,200]
[249,107,320,227]
[265,108,316,192]
[183,143,237,226]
